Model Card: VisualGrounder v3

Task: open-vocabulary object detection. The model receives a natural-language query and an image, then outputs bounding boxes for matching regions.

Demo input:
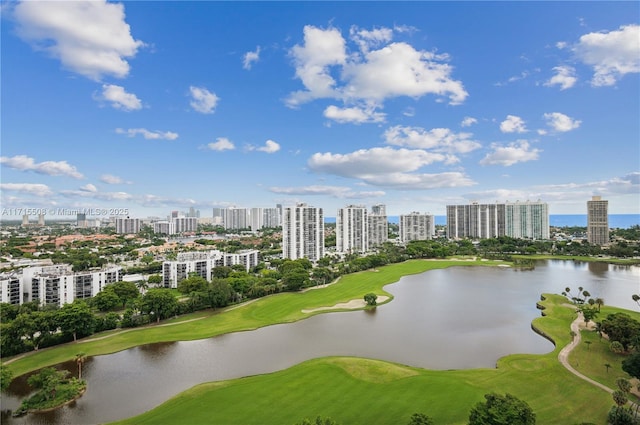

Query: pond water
[2,260,639,424]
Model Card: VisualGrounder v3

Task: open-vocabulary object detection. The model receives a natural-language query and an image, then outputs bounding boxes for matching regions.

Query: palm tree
[595,297,605,312]
[75,352,86,380]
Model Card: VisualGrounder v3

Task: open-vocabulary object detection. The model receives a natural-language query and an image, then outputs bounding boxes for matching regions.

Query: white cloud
[500,115,527,133]
[0,155,84,179]
[12,0,144,80]
[480,140,541,166]
[309,147,446,177]
[115,128,179,140]
[60,188,133,201]
[542,112,581,132]
[349,25,393,52]
[287,25,347,107]
[189,86,219,114]
[461,117,478,127]
[342,42,467,105]
[79,183,97,192]
[359,171,476,189]
[323,105,386,124]
[257,140,281,153]
[286,25,467,109]
[572,24,640,86]
[99,84,142,111]
[544,66,577,90]
[268,185,385,199]
[243,46,261,70]
[307,146,475,190]
[100,174,131,184]
[246,140,281,153]
[206,137,235,151]
[384,126,481,154]
[0,183,53,197]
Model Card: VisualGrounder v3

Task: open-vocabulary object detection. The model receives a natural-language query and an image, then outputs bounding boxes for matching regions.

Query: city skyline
[1,1,639,219]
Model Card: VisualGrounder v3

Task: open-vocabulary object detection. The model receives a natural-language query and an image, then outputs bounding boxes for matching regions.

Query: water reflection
[588,261,609,276]
[2,261,638,424]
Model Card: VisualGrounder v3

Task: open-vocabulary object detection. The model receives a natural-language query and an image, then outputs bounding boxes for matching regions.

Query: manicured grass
[569,306,640,394]
[4,259,499,377]
[110,294,615,425]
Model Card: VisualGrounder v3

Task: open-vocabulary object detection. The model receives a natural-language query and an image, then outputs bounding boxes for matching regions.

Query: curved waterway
[2,260,639,424]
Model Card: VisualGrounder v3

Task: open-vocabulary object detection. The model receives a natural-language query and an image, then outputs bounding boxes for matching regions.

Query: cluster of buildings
[0,247,262,306]
[0,264,122,306]
[162,249,259,288]
[3,196,612,307]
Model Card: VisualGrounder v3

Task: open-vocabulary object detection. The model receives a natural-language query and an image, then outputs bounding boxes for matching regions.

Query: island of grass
[13,367,86,417]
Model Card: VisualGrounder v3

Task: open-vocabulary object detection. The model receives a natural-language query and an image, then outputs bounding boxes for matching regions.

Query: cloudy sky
[1,1,638,219]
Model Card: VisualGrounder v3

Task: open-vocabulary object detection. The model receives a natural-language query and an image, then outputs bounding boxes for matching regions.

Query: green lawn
[110,294,618,425]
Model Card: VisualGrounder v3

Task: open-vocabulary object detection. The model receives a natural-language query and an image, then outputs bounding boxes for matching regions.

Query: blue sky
[1,1,639,220]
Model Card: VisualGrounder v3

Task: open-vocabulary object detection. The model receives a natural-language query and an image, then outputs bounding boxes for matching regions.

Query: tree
[282,268,311,291]
[147,274,163,285]
[110,281,141,308]
[595,297,605,312]
[407,413,434,425]
[601,313,640,351]
[140,289,178,323]
[75,352,86,380]
[92,286,121,311]
[468,393,536,425]
[622,352,640,380]
[0,363,13,392]
[27,367,69,401]
[177,274,208,294]
[58,301,96,341]
[364,293,377,306]
[611,341,625,354]
[205,279,233,308]
[579,306,598,327]
[607,406,637,425]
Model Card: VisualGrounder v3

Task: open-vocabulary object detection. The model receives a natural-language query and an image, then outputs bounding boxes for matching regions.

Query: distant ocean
[325,214,640,228]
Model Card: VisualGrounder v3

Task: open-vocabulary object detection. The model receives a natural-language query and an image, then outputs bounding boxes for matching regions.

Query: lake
[2,260,639,424]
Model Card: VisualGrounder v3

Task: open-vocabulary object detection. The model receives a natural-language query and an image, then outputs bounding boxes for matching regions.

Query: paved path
[558,312,615,394]
[559,312,639,409]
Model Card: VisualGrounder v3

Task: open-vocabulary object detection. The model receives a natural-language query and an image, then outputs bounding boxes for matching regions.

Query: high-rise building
[263,207,282,228]
[77,213,87,228]
[18,264,122,307]
[222,207,248,230]
[250,207,264,231]
[369,204,388,248]
[399,212,435,242]
[505,201,549,240]
[587,196,609,245]
[115,217,141,234]
[153,220,175,235]
[446,201,548,240]
[336,205,368,254]
[162,249,259,288]
[172,217,198,233]
[212,207,224,225]
[282,203,324,262]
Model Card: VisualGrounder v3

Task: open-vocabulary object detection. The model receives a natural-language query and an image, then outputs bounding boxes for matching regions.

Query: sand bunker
[302,296,389,313]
